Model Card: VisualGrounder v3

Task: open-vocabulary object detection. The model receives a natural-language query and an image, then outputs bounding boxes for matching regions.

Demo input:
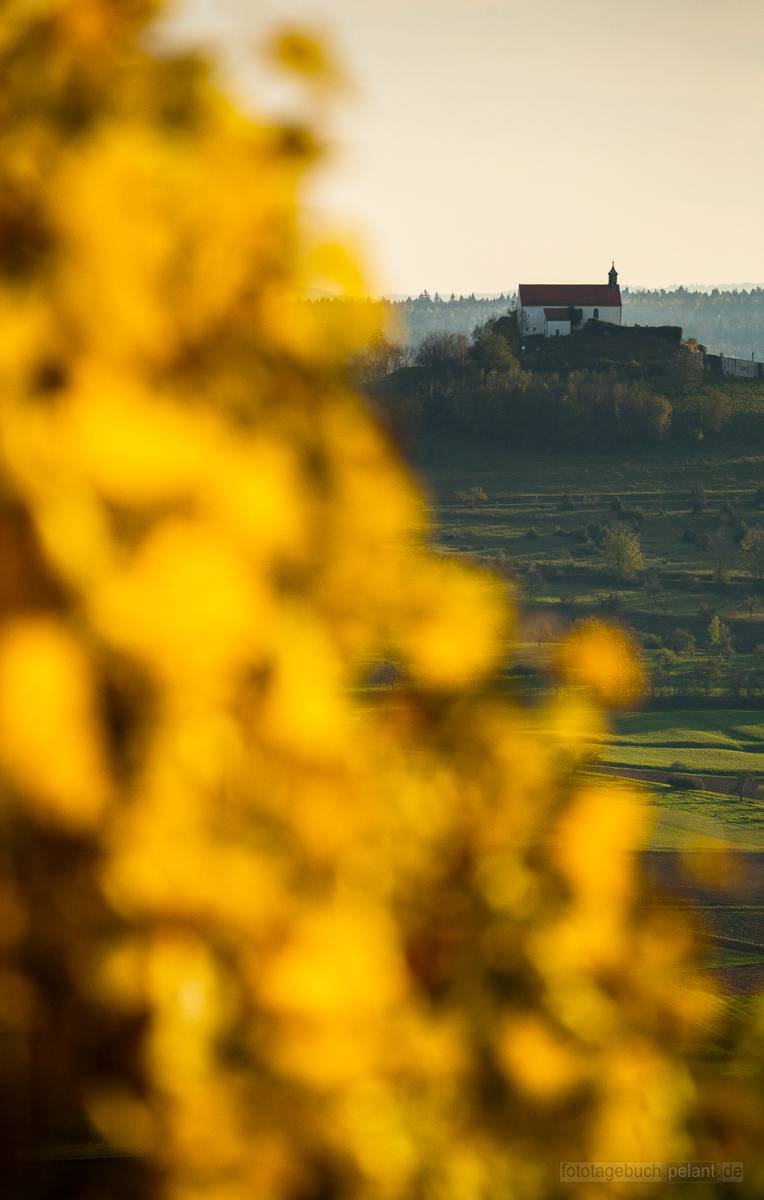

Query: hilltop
[362,313,764,453]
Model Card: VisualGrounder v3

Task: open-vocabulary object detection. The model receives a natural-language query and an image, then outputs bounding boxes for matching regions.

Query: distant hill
[622,290,764,361]
[378,293,515,346]
[363,289,764,360]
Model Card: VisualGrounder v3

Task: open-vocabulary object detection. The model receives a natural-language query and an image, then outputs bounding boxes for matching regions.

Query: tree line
[360,315,739,450]
[313,287,764,359]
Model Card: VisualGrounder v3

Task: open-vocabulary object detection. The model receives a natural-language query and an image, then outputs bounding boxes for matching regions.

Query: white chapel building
[517,264,622,339]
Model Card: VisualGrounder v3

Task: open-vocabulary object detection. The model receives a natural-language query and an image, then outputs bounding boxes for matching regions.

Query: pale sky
[169,0,764,296]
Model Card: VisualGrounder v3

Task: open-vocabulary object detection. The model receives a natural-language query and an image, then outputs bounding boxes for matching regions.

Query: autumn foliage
[0,3,761,1199]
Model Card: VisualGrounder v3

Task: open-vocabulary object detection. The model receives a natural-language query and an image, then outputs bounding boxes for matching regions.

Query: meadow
[418,438,764,665]
[414,436,764,997]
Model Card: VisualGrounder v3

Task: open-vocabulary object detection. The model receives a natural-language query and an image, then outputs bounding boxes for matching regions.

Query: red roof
[519,284,622,307]
[544,307,571,321]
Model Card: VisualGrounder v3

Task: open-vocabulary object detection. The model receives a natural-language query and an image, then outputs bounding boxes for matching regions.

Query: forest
[361,313,761,451]
[318,288,764,360]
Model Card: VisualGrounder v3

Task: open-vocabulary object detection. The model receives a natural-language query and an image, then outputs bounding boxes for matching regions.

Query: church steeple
[608,261,618,289]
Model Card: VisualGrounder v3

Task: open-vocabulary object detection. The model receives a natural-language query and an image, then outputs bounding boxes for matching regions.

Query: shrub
[586,522,604,544]
[666,773,704,790]
[455,486,488,504]
[598,592,625,614]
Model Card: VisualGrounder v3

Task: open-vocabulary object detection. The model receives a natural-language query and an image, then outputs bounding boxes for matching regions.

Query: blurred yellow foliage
[556,619,646,707]
[0,3,760,1200]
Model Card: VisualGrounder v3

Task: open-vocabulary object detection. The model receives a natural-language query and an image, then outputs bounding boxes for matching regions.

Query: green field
[642,790,764,850]
[415,436,764,990]
[605,744,764,773]
[602,710,764,779]
[415,438,764,683]
[610,709,764,747]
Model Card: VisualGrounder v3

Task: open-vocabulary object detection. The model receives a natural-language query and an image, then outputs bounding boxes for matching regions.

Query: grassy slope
[603,711,764,776]
[410,404,764,994]
[414,439,764,649]
[604,744,764,773]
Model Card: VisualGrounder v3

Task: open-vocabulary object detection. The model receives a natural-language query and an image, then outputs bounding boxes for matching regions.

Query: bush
[642,632,663,649]
[598,592,625,614]
[455,486,488,504]
[666,773,704,790]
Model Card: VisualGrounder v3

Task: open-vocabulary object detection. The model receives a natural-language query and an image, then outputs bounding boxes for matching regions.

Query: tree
[707,528,736,583]
[414,330,470,372]
[694,657,724,695]
[707,613,734,654]
[602,522,644,580]
[697,389,733,435]
[734,772,754,802]
[690,482,708,513]
[469,329,517,378]
[741,526,764,582]
[351,331,406,382]
[668,627,696,655]
[522,562,543,601]
[644,569,664,609]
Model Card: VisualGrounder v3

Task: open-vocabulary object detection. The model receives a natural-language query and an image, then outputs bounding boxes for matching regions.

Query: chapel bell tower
[608,261,619,289]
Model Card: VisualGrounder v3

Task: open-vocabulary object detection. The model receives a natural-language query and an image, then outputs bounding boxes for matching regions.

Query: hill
[312,288,764,359]
[364,314,764,453]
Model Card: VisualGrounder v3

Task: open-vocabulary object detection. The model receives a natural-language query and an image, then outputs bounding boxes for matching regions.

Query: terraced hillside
[415,440,764,999]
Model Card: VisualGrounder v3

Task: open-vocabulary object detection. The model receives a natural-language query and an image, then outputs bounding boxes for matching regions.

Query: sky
[168,0,764,296]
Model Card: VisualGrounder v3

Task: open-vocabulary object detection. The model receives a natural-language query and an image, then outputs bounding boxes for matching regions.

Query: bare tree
[707,528,736,584]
